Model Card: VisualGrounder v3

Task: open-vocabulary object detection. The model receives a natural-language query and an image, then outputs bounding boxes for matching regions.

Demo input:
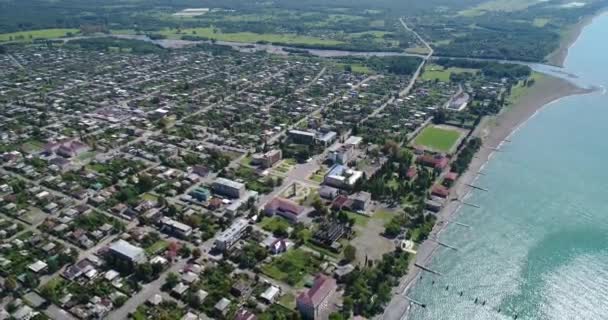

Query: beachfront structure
[212,177,246,199]
[214,218,249,251]
[296,274,337,320]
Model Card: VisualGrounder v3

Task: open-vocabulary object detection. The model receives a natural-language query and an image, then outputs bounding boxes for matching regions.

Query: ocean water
[408,13,608,320]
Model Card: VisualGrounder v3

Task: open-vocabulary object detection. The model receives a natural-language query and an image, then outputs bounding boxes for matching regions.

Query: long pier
[466,183,488,192]
[404,296,427,308]
[429,238,459,251]
[415,263,443,276]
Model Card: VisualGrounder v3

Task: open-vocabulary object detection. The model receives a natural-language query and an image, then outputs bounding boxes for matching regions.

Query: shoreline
[384,74,595,320]
[547,10,607,67]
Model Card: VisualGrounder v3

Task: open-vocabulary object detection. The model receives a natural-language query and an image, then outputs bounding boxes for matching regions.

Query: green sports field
[414,125,463,153]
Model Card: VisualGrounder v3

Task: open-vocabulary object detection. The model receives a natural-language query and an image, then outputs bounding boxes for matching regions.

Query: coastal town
[0,16,543,320]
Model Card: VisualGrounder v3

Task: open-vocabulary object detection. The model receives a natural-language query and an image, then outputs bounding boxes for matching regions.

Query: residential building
[327,145,353,165]
[160,217,193,238]
[235,308,257,320]
[296,274,337,320]
[214,218,249,251]
[108,239,147,265]
[288,130,316,145]
[252,149,282,168]
[212,177,246,199]
[190,187,211,202]
[350,191,372,212]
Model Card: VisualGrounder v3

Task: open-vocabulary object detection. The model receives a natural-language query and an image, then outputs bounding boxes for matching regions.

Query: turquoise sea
[408,13,608,320]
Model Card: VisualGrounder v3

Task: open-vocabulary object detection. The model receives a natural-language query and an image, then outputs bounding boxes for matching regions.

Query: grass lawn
[309,167,327,183]
[140,193,158,202]
[345,211,370,227]
[508,72,545,105]
[21,140,44,153]
[261,249,320,286]
[154,27,344,45]
[533,18,551,27]
[278,292,296,309]
[422,64,477,82]
[413,125,462,153]
[0,28,79,43]
[145,240,168,255]
[372,210,396,222]
[258,216,290,233]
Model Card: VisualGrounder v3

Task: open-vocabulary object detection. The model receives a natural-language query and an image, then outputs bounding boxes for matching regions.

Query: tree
[179,245,192,258]
[192,248,202,259]
[4,275,17,292]
[344,245,357,263]
[163,272,179,291]
[329,313,346,320]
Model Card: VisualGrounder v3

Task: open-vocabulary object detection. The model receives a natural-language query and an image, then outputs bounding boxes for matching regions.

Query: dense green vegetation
[452,137,483,174]
[341,250,411,317]
[434,59,532,79]
[67,37,164,54]
[3,0,604,61]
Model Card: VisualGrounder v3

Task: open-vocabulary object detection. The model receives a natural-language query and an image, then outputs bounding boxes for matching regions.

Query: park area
[421,64,477,82]
[413,124,464,153]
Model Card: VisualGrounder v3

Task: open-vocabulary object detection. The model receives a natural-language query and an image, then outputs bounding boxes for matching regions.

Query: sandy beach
[382,73,594,320]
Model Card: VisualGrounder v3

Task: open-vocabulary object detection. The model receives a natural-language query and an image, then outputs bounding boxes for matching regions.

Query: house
[350,191,371,212]
[160,217,193,238]
[235,308,257,320]
[344,136,363,148]
[214,218,249,251]
[267,238,292,255]
[417,154,449,171]
[214,297,231,316]
[28,260,48,273]
[260,285,281,303]
[431,185,449,198]
[212,177,246,199]
[107,239,147,265]
[172,282,189,297]
[44,139,89,158]
[264,197,307,222]
[405,167,417,180]
[296,275,337,320]
[319,186,339,200]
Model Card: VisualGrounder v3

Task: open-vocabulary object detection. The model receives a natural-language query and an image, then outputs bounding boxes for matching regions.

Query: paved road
[107,257,189,320]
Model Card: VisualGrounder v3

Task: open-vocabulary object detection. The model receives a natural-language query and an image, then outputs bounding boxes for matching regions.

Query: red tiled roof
[265,197,305,216]
[297,274,337,308]
[432,185,450,198]
[444,172,459,181]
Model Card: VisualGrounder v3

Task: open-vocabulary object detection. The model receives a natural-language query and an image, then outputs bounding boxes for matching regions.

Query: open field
[0,28,79,43]
[459,0,541,16]
[155,27,344,45]
[413,125,463,153]
[421,64,478,82]
[508,72,545,104]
